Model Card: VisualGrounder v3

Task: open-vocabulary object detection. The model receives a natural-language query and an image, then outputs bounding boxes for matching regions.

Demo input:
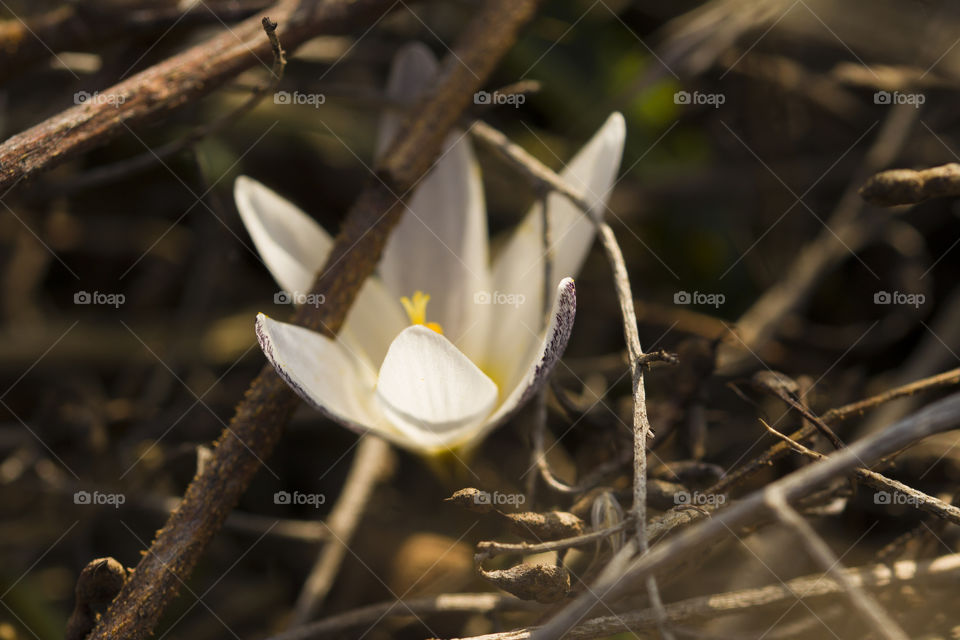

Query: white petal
[376,46,492,360]
[339,279,409,367]
[235,176,407,365]
[234,175,332,296]
[375,325,498,451]
[486,114,624,389]
[482,278,577,434]
[256,314,417,448]
[375,42,438,159]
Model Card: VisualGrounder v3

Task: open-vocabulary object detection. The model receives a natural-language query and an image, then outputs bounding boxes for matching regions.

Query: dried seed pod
[505,511,585,541]
[480,563,570,603]
[444,488,495,514]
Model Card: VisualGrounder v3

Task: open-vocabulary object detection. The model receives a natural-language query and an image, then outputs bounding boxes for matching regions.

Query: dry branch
[449,554,960,640]
[860,163,960,206]
[0,0,396,191]
[86,2,544,637]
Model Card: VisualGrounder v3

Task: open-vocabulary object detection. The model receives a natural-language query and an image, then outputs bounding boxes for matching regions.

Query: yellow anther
[400,291,444,335]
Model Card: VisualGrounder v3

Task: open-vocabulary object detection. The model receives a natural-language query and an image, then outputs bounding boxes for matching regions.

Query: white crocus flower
[235,44,625,456]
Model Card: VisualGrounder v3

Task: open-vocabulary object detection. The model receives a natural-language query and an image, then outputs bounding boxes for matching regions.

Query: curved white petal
[236,176,406,365]
[480,278,577,437]
[375,325,497,451]
[234,175,333,296]
[486,114,625,388]
[375,44,492,361]
[256,314,417,448]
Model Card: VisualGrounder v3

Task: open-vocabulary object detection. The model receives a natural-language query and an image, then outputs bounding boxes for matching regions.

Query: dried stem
[451,554,960,640]
[860,162,960,206]
[764,488,910,640]
[711,366,960,494]
[87,3,544,637]
[759,419,960,525]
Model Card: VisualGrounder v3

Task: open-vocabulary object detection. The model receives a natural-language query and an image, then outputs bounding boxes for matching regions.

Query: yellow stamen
[400,290,444,335]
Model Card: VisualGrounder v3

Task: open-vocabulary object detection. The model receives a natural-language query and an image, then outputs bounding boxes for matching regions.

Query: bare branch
[860,163,960,206]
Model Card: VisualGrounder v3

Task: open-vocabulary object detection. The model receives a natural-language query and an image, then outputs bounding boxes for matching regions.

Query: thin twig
[759,419,960,525]
[822,366,960,423]
[476,519,635,561]
[470,117,670,640]
[88,3,544,637]
[711,366,960,494]
[764,487,910,640]
[45,16,288,195]
[751,370,845,450]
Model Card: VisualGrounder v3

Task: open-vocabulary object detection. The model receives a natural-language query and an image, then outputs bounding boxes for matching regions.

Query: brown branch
[86,2,544,638]
[710,366,960,494]
[759,419,960,525]
[860,163,960,206]
[0,0,396,192]
[449,554,960,640]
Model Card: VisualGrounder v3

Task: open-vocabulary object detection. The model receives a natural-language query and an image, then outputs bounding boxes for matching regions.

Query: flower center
[400,291,444,335]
